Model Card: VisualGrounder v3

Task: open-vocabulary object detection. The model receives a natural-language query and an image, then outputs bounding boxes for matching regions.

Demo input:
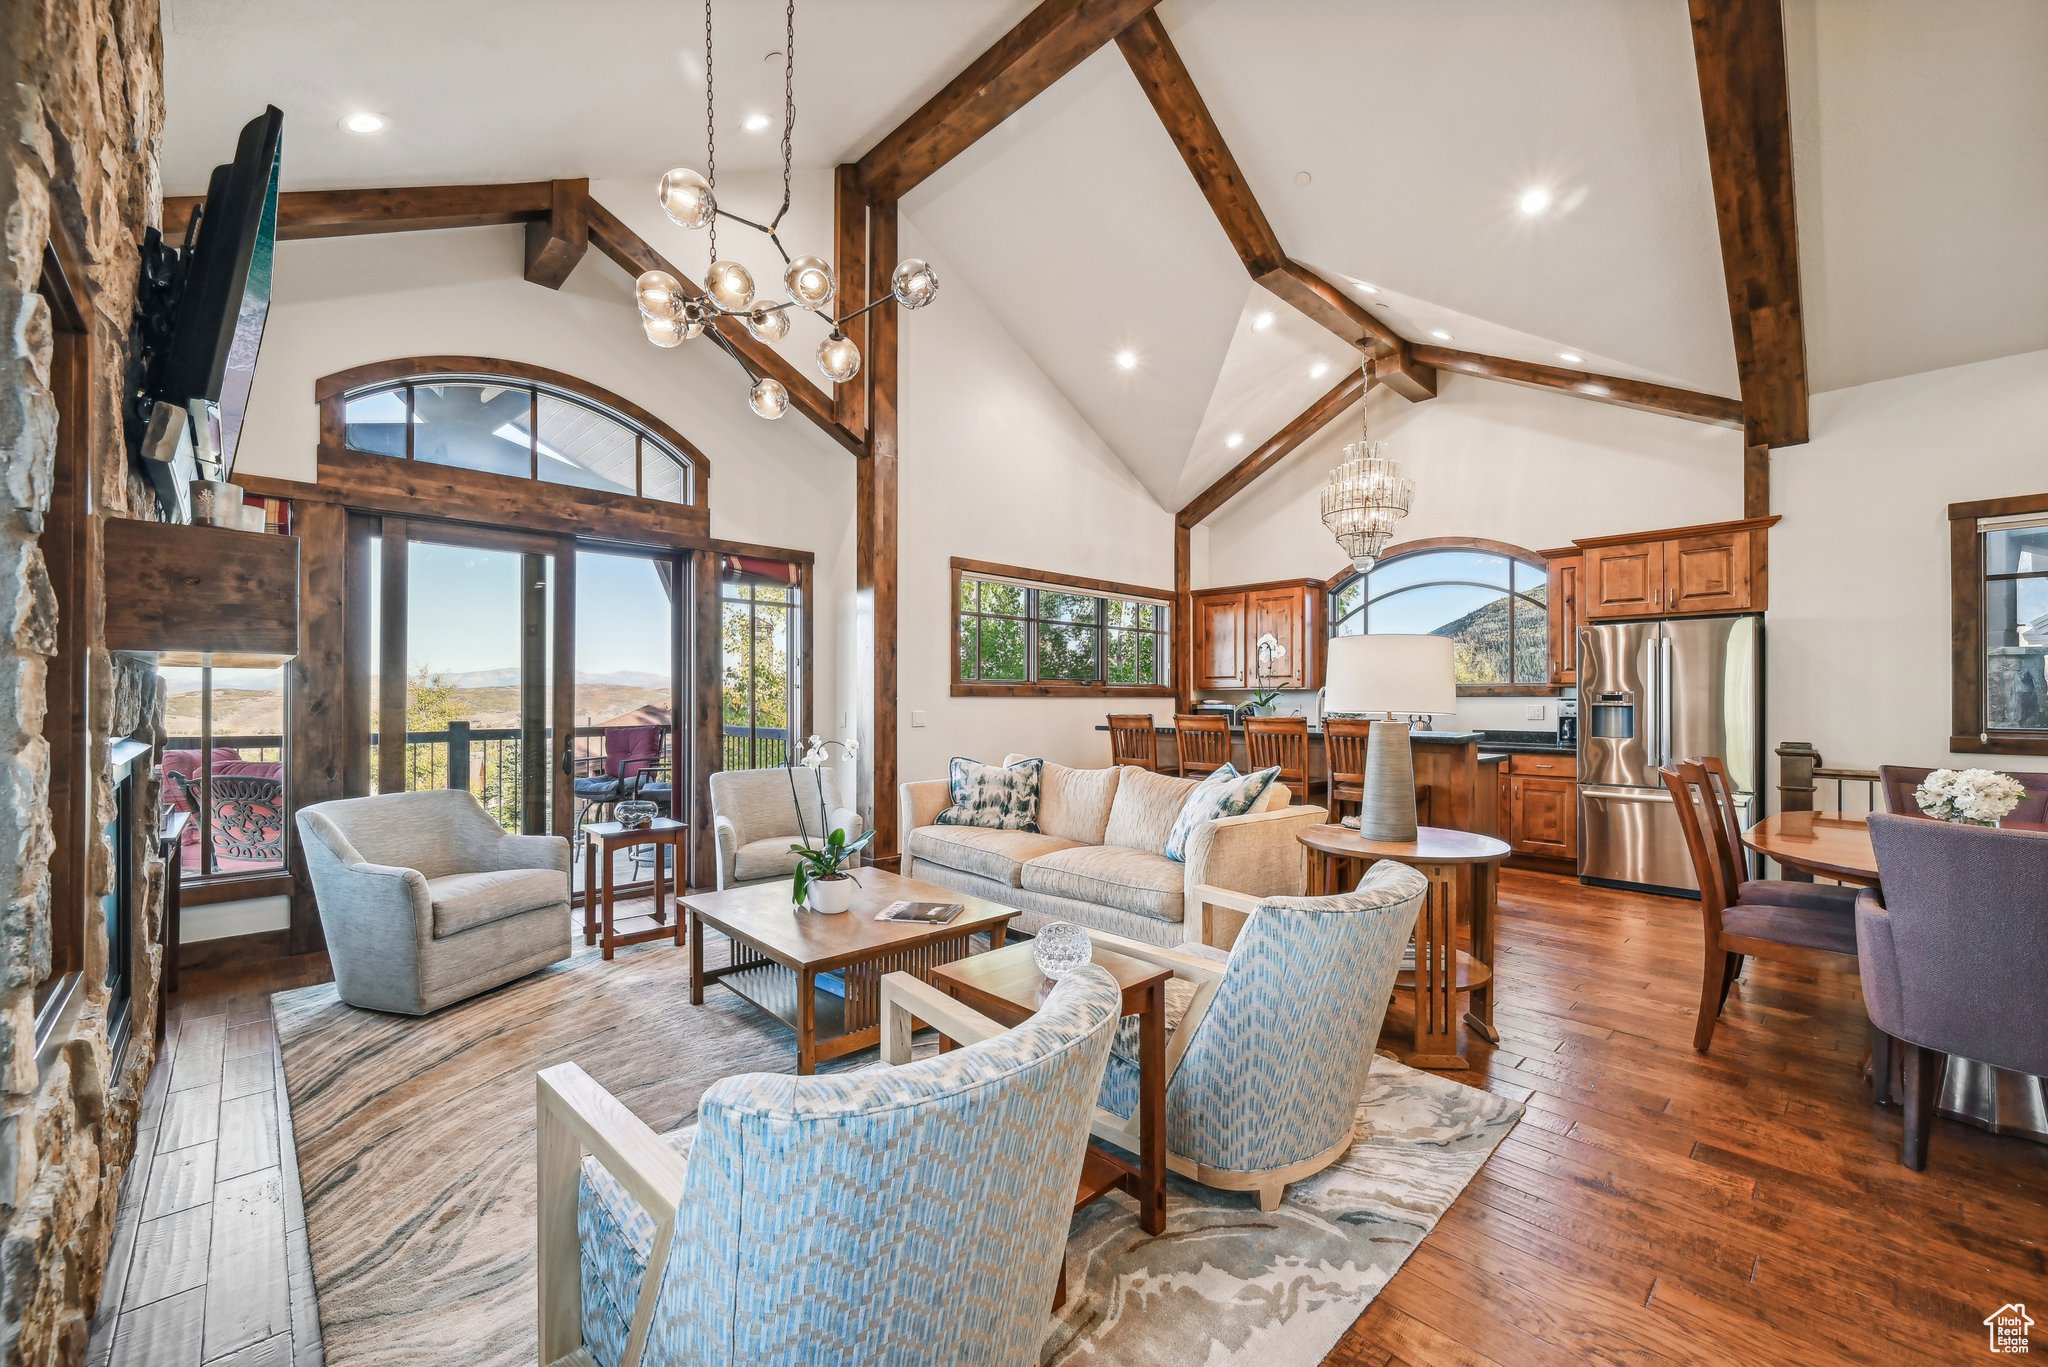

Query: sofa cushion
[1165,764,1281,862]
[1102,767,1202,855]
[908,826,1081,887]
[428,868,568,938]
[935,757,1043,832]
[1021,845,1185,923]
[1003,755,1120,845]
[734,835,826,882]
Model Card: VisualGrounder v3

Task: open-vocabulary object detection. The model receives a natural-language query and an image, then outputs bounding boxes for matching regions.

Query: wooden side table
[1299,823,1511,1069]
[581,817,687,960]
[929,940,1170,1237]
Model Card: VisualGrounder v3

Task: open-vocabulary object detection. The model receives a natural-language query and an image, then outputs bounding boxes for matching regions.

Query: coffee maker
[1556,697,1579,749]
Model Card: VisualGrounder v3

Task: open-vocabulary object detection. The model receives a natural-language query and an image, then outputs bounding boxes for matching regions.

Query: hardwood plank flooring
[85,875,2044,1365]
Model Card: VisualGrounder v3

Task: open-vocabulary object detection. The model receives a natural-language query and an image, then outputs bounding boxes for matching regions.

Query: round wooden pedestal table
[1299,823,1511,1070]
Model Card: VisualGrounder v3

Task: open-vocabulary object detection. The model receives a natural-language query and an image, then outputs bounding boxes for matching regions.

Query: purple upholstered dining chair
[1879,765,2048,824]
[1859,813,2048,1170]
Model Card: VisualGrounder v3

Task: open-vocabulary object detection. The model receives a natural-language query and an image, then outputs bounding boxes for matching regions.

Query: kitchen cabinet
[1544,549,1582,685]
[1576,517,1777,620]
[1505,751,1578,861]
[1191,581,1323,691]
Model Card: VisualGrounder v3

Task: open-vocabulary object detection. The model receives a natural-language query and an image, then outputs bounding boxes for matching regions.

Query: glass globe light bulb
[642,313,686,349]
[817,331,861,384]
[657,168,716,230]
[705,259,755,312]
[784,255,835,310]
[636,270,681,318]
[891,257,939,310]
[749,376,790,420]
[745,305,792,343]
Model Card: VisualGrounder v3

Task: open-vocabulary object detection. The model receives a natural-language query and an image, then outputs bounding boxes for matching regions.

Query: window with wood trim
[722,556,804,770]
[340,373,697,503]
[952,561,1172,697]
[161,664,290,884]
[1329,542,1551,691]
[1951,497,2048,755]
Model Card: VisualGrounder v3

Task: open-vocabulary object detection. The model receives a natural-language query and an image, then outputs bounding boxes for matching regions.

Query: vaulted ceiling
[162,0,2048,510]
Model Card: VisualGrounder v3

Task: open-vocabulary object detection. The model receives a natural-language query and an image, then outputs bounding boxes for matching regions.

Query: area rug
[274,938,1520,1366]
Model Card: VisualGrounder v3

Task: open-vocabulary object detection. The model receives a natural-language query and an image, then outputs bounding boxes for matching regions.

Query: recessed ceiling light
[743,112,771,132]
[1252,312,1275,332]
[341,112,387,135]
[1309,361,1329,379]
[1517,187,1553,216]
[1115,350,1138,371]
[1225,432,1244,449]
[1558,352,1583,365]
[1430,329,1453,342]
[1294,171,1313,187]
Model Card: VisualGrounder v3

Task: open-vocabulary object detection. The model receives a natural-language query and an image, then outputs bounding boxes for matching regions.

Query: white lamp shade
[1324,634,1457,717]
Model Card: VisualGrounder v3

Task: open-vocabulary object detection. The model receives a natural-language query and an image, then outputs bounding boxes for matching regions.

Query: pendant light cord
[704,0,717,266]
[775,0,795,227]
[1360,348,1374,444]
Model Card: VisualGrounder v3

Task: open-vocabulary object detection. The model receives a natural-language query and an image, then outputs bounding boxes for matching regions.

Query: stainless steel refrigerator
[1577,614,1763,895]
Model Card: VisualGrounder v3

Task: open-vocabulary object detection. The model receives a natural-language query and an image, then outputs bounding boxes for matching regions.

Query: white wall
[1770,347,2048,780]
[895,213,1176,780]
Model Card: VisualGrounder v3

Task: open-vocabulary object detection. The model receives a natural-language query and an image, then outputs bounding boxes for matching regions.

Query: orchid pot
[805,872,856,914]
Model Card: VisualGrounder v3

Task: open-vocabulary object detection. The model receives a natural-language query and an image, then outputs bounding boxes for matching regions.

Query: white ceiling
[160,0,2048,511]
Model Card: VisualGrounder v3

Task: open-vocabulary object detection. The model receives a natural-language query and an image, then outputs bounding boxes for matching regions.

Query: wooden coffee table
[930,940,1170,1237]
[683,868,1016,1074]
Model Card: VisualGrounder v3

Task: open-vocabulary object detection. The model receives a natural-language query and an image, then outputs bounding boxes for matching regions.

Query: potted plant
[1248,689,1282,717]
[1913,767,2029,827]
[787,736,874,913]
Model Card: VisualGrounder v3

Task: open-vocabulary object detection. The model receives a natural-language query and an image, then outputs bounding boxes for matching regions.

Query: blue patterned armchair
[535,965,1123,1367]
[1088,859,1427,1210]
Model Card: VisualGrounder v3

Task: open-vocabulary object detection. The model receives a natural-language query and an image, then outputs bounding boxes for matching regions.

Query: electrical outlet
[1525,703,1547,721]
[911,709,927,728]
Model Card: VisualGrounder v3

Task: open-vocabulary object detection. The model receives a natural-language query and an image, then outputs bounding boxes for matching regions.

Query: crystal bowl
[1033,921,1092,980]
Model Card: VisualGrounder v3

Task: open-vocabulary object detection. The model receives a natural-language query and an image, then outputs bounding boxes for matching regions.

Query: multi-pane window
[722,558,802,769]
[955,566,1170,693]
[160,664,289,880]
[1956,507,2048,745]
[1330,546,1550,688]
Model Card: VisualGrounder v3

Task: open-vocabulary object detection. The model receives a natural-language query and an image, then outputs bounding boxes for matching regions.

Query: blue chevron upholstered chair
[1088,858,1428,1211]
[534,964,1123,1367]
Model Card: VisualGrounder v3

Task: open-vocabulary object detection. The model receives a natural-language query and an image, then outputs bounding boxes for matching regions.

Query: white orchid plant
[786,735,873,903]
[1913,767,2028,827]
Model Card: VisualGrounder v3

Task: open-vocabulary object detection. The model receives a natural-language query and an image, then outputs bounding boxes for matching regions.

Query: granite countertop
[1094,722,1576,756]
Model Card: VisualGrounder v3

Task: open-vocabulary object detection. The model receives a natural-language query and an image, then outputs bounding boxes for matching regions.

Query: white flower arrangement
[1913,767,2028,827]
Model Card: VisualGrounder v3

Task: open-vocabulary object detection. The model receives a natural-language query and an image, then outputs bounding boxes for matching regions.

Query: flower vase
[807,874,855,914]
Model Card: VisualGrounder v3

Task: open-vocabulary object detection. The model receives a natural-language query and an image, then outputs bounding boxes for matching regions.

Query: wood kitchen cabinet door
[1666,530,1754,614]
[1194,592,1247,689]
[1546,552,1582,684]
[1509,775,1577,859]
[1583,541,1664,619]
[1248,588,1308,688]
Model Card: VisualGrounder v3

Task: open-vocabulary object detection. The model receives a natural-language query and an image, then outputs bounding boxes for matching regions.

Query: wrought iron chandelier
[1319,349,1413,571]
[634,0,938,419]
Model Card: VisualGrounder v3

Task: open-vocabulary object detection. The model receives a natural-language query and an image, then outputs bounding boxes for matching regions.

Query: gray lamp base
[1357,719,1418,843]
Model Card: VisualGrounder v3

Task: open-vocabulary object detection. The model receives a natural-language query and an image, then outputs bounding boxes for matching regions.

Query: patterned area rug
[273,936,1520,1366]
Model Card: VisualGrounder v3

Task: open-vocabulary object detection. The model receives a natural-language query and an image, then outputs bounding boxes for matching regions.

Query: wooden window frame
[950,558,1174,698]
[719,568,807,769]
[1324,536,1560,698]
[160,661,293,885]
[1950,492,2048,756]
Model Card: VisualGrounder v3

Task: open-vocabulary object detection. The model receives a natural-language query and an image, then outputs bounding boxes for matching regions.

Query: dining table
[1742,809,2048,1145]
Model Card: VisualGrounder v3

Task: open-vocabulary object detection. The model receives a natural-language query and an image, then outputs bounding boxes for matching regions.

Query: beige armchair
[708,766,864,890]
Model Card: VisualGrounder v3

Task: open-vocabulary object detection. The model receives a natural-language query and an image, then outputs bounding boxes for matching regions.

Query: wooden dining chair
[1106,714,1161,771]
[1662,760,1858,1054]
[1243,716,1310,804]
[1697,754,1860,913]
[1322,718,1371,823]
[1171,714,1233,780]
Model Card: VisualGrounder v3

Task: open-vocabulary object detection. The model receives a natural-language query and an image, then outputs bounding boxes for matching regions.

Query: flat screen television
[163,105,282,481]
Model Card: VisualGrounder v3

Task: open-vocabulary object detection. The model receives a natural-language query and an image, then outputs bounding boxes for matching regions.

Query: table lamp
[1324,634,1457,841]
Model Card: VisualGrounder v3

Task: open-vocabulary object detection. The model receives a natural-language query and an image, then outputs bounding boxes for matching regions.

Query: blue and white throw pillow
[935,757,1043,832]
[1164,763,1281,862]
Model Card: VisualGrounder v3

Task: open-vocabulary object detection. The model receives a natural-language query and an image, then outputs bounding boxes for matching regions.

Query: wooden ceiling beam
[1407,344,1743,427]
[1688,0,1808,448]
[854,0,1160,201]
[1177,369,1364,527]
[162,182,555,242]
[522,178,590,290]
[585,198,864,457]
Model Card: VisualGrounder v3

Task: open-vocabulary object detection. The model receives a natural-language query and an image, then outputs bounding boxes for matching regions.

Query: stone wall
[0,0,166,1361]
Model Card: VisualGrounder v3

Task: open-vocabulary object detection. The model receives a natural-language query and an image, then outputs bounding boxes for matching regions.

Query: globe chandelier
[1320,350,1413,571]
[635,0,939,419]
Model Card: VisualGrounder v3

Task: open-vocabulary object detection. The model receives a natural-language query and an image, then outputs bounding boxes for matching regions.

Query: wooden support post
[523,178,590,289]
[858,194,902,861]
[690,548,721,889]
[1173,520,1193,712]
[832,165,869,443]
[287,500,348,954]
[1744,442,1771,519]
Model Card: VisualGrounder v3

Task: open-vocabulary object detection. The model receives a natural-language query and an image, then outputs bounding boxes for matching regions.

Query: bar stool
[1323,717,1371,823]
[1171,714,1233,779]
[1243,716,1311,804]
[1106,713,1161,771]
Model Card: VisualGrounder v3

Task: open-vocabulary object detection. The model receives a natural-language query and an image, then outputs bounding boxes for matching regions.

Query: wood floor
[89,872,2045,1366]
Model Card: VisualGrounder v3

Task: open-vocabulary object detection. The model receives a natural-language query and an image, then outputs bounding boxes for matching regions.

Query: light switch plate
[911,709,927,728]
[1525,703,1546,721]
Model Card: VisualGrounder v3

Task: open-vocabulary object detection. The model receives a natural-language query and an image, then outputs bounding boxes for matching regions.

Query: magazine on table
[875,900,964,925]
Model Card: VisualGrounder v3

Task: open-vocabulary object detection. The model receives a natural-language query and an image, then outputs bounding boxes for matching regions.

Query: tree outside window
[1330,546,1550,689]
[955,565,1170,695]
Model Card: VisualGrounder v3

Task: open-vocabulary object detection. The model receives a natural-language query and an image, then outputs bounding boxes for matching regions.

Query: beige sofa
[899,755,1326,946]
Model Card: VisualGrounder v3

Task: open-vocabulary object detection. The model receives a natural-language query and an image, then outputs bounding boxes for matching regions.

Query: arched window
[331,358,702,506]
[1329,539,1551,689]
